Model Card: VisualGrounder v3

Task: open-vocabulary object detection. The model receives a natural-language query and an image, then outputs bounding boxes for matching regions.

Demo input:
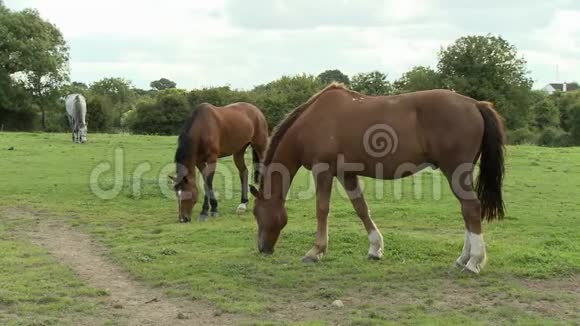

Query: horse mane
[174,103,210,165]
[263,83,348,167]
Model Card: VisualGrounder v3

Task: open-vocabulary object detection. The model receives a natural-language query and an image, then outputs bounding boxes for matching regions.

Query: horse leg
[196,162,209,222]
[67,116,74,143]
[73,120,80,143]
[199,195,210,222]
[339,174,384,260]
[233,149,249,214]
[203,156,219,217]
[250,142,266,184]
[302,169,333,263]
[442,164,486,274]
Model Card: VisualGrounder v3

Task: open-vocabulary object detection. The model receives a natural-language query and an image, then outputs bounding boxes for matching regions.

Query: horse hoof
[462,263,481,275]
[198,214,208,222]
[236,204,247,215]
[462,267,479,275]
[368,254,381,261]
[301,256,320,263]
[210,212,218,218]
[455,260,467,269]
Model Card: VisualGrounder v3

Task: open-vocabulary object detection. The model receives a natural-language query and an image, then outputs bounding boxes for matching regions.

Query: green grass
[1,132,579,324]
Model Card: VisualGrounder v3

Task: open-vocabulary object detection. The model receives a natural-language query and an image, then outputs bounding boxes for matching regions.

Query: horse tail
[475,102,506,221]
[251,147,260,184]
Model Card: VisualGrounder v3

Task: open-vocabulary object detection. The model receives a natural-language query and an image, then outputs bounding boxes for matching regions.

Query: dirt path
[10,209,239,326]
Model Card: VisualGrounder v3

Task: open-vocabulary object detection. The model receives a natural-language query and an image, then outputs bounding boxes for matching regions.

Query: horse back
[284,88,485,176]
[195,103,267,158]
[65,94,87,122]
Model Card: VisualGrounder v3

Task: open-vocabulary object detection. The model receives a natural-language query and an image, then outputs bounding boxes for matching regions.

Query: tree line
[1,3,580,146]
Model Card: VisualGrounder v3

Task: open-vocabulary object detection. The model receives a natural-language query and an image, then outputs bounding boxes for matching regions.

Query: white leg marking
[455,230,471,268]
[176,190,185,222]
[465,233,487,274]
[236,203,247,214]
[368,229,384,259]
[303,226,328,263]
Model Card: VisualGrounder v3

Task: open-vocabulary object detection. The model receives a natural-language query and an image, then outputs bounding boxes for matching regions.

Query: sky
[6,0,580,90]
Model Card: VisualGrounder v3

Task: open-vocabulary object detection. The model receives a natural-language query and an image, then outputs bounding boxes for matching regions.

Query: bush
[86,96,114,132]
[538,127,571,147]
[532,97,560,130]
[44,109,68,132]
[127,90,191,135]
[188,86,251,108]
[0,107,38,131]
[507,128,538,145]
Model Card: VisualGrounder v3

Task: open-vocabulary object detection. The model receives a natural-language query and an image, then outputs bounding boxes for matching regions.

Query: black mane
[174,104,208,164]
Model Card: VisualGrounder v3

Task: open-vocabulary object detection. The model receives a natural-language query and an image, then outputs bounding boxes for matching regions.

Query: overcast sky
[6,0,580,90]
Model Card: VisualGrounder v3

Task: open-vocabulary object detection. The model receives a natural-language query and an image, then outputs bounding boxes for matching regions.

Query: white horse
[65,94,87,143]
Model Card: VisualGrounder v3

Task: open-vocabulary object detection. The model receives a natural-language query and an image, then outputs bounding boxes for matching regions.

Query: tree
[251,74,323,128]
[551,90,580,131]
[393,66,443,93]
[437,35,533,129]
[150,78,177,91]
[350,71,392,96]
[86,95,114,132]
[532,97,559,130]
[133,88,157,98]
[317,69,350,86]
[90,78,135,127]
[570,104,580,145]
[61,81,88,97]
[188,86,250,108]
[128,89,191,135]
[0,7,69,129]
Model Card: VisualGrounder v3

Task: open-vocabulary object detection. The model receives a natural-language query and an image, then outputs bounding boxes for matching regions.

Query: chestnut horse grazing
[172,102,268,222]
[250,83,505,274]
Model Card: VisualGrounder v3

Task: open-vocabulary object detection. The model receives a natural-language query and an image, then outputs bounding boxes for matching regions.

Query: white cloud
[527,9,580,85]
[5,0,580,89]
[532,10,580,56]
[7,0,226,37]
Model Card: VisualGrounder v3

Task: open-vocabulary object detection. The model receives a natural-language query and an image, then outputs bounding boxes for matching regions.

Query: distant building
[542,82,580,94]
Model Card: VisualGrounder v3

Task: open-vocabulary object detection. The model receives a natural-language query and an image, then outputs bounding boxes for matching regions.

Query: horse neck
[262,149,300,201]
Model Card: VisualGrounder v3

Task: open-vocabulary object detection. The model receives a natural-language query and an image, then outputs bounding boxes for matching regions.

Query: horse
[249,83,505,274]
[171,102,269,222]
[65,94,88,143]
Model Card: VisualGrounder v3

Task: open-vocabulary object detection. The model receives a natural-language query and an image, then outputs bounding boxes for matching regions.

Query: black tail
[476,102,506,221]
[251,147,260,184]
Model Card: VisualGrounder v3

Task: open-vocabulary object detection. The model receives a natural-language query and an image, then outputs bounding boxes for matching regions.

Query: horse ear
[249,185,262,199]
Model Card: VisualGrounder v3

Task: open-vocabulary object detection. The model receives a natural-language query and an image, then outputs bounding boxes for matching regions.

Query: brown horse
[250,83,505,274]
[172,102,268,222]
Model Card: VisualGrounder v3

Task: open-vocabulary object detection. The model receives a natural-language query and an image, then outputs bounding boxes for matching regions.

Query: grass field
[1,132,579,325]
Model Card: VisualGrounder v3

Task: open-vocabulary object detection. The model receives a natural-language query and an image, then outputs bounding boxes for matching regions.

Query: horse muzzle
[258,240,274,255]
